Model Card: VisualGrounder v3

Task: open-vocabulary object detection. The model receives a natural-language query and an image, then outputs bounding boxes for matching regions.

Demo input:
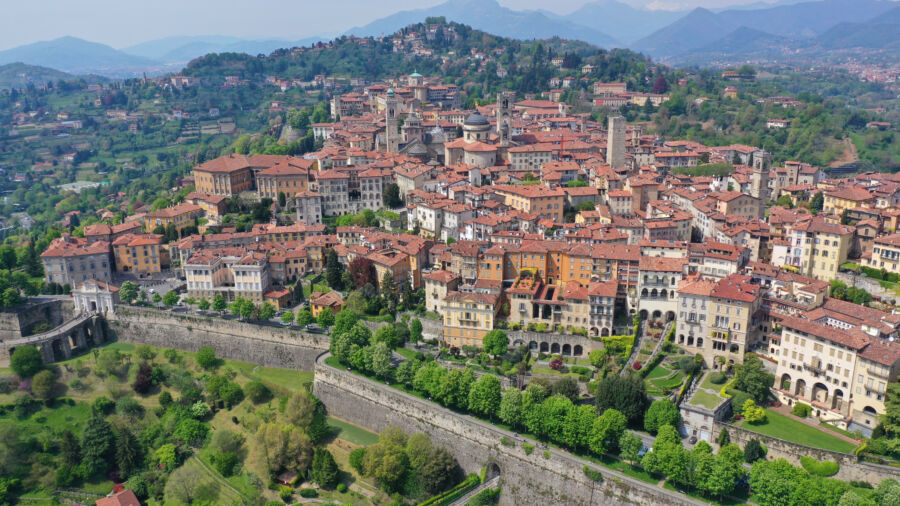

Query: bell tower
[385,88,399,154]
[496,91,513,147]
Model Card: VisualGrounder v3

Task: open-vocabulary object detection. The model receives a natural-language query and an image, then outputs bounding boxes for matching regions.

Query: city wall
[314,353,702,506]
[105,307,328,370]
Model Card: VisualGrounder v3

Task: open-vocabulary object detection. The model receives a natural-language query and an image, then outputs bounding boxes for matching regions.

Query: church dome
[464,113,489,126]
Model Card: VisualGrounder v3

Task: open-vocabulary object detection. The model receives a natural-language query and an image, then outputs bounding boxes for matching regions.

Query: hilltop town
[3,17,900,506]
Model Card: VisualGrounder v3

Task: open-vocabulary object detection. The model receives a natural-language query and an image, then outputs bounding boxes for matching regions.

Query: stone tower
[751,150,771,217]
[385,88,399,153]
[496,91,513,147]
[606,115,626,169]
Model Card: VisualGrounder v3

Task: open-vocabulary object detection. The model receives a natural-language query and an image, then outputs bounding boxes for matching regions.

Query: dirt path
[830,137,859,167]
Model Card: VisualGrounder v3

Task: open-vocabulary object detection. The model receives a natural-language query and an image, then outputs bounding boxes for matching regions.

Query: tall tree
[595,373,648,425]
[311,448,340,489]
[732,355,774,403]
[590,408,627,455]
[81,413,115,477]
[325,249,343,289]
[644,399,682,434]
[380,271,397,311]
[382,183,402,208]
[499,389,524,428]
[348,257,378,289]
[482,329,509,358]
[115,427,143,478]
[468,374,502,419]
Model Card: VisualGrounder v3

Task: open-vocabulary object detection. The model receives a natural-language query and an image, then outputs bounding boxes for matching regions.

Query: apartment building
[184,249,270,303]
[192,154,255,196]
[41,235,112,285]
[784,217,855,281]
[443,291,500,347]
[864,232,900,275]
[424,269,461,313]
[492,185,565,221]
[83,221,142,245]
[255,159,313,200]
[111,234,169,274]
[145,202,205,236]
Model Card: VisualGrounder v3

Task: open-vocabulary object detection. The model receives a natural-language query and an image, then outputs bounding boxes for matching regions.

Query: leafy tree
[258,302,276,320]
[482,329,508,358]
[31,369,55,399]
[718,427,731,447]
[212,294,227,313]
[115,427,143,478]
[732,355,774,403]
[293,279,305,302]
[119,281,138,303]
[325,249,343,289]
[418,445,458,494]
[280,311,295,325]
[311,448,340,489]
[699,444,746,498]
[810,192,824,213]
[589,349,608,368]
[749,458,805,505]
[644,399,681,434]
[742,399,767,424]
[162,291,179,306]
[563,404,596,451]
[590,408,627,455]
[362,428,409,493]
[60,429,81,467]
[10,346,43,378]
[744,438,766,463]
[197,298,210,310]
[383,183,402,208]
[151,292,162,305]
[619,431,643,465]
[499,389,524,428]
[81,412,115,477]
[317,307,334,328]
[297,308,315,327]
[371,342,393,380]
[641,424,688,485]
[552,377,580,402]
[348,257,378,289]
[595,373,648,425]
[409,318,423,343]
[380,271,398,311]
[373,324,401,349]
[468,374,502,419]
[154,443,178,471]
[196,346,218,370]
[652,76,669,94]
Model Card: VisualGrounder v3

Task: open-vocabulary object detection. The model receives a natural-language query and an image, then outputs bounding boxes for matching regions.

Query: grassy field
[739,410,856,453]
[395,348,421,361]
[644,363,672,380]
[690,390,724,409]
[327,417,380,446]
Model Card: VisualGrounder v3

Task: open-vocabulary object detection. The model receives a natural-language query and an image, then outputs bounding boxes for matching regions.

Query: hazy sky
[0,0,787,50]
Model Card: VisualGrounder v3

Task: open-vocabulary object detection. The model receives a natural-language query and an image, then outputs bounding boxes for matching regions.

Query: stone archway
[666,311,675,322]
[551,343,560,354]
[529,341,539,351]
[590,327,599,337]
[562,344,571,356]
[573,345,583,356]
[832,389,844,411]
[795,379,807,398]
[780,373,792,391]
[652,310,662,320]
[812,382,829,404]
[601,328,610,337]
[639,310,648,320]
[540,342,549,353]
[487,463,501,480]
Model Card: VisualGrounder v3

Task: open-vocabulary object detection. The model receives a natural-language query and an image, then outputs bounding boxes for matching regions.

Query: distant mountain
[346,0,619,48]
[632,0,898,58]
[632,8,737,58]
[816,6,900,50]
[674,26,797,64]
[0,36,160,77]
[0,62,72,89]
[560,1,687,44]
[124,35,325,64]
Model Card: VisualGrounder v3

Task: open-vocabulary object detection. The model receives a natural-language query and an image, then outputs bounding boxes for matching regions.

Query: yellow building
[491,184,565,221]
[865,233,900,275]
[145,202,205,236]
[255,159,314,200]
[184,192,228,221]
[192,154,255,196]
[787,217,855,281]
[824,186,875,216]
[310,291,343,317]
[111,234,169,274]
[443,291,500,347]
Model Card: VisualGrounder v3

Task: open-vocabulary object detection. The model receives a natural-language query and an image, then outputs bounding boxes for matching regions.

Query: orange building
[192,154,255,196]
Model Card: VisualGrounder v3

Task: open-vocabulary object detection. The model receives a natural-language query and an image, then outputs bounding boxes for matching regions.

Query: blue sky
[0,0,786,50]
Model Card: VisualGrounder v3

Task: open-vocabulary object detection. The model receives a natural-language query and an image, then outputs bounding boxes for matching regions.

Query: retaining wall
[716,422,900,483]
[314,354,702,506]
[106,307,328,370]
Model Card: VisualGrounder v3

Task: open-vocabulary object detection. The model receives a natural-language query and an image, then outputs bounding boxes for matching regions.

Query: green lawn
[690,390,724,409]
[739,410,856,453]
[226,360,313,393]
[395,348,420,361]
[651,371,685,390]
[700,373,729,391]
[167,456,249,505]
[327,417,380,446]
[644,363,671,380]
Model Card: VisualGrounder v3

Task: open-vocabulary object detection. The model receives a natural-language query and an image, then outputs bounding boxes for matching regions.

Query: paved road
[317,353,707,505]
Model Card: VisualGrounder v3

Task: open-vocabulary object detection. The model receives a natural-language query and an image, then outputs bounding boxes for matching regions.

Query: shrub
[336,483,348,493]
[549,358,564,371]
[800,456,840,477]
[523,442,534,455]
[744,439,766,463]
[742,399,767,424]
[279,486,292,501]
[196,346,218,370]
[245,381,271,403]
[500,436,514,447]
[299,488,317,498]
[349,448,366,473]
[583,465,603,482]
[708,372,727,384]
[632,362,642,371]
[791,402,812,418]
[543,450,551,459]
[570,366,591,375]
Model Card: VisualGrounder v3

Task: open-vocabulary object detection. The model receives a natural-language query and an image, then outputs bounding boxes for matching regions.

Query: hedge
[800,456,840,477]
[419,473,481,506]
[791,403,812,418]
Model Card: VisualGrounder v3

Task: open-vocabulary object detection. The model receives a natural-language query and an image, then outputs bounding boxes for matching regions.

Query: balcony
[804,361,825,375]
[867,368,891,380]
[865,383,887,395]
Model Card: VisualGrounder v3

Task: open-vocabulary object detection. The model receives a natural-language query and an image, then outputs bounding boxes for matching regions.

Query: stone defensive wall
[716,422,900,483]
[313,352,702,506]
[105,306,329,370]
